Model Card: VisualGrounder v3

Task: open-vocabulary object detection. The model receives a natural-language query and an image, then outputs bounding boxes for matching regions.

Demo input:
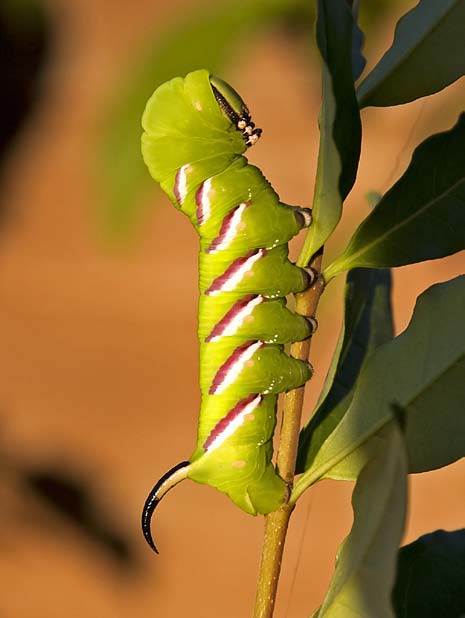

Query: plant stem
[253,504,294,618]
[253,253,325,618]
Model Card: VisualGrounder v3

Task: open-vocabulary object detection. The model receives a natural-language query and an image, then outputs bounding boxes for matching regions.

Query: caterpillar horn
[142,461,190,553]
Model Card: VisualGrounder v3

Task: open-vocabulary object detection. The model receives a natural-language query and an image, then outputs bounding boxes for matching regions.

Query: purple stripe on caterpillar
[203,394,263,452]
[206,202,250,253]
[209,340,264,395]
[205,249,266,295]
[205,295,264,342]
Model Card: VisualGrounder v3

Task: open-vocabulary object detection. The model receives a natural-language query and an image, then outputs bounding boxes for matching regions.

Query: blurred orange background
[0,1,463,616]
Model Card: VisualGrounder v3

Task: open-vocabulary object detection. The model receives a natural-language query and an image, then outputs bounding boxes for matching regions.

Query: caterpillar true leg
[141,70,315,551]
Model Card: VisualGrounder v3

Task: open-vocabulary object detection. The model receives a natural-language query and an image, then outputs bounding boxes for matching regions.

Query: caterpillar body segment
[141,69,315,551]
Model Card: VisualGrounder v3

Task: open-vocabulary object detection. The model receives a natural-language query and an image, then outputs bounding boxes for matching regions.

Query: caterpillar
[141,69,316,553]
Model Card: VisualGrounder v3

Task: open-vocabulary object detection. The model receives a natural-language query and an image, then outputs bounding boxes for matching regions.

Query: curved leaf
[315,421,407,618]
[96,0,311,235]
[296,267,393,473]
[292,275,465,499]
[324,113,465,280]
[298,0,361,265]
[358,0,465,108]
[393,529,465,618]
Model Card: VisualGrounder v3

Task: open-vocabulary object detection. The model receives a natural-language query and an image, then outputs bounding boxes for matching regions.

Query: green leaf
[324,113,465,280]
[292,276,465,499]
[296,267,393,473]
[298,0,361,265]
[314,421,407,618]
[392,529,465,618]
[96,0,311,236]
[357,0,465,108]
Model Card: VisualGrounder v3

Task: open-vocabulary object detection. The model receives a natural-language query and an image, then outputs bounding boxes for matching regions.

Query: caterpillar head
[210,75,262,147]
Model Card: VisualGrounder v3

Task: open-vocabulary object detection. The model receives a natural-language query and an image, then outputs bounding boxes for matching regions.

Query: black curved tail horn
[141,461,190,554]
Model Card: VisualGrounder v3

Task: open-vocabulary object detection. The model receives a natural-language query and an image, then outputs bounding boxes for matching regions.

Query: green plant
[109,0,465,615]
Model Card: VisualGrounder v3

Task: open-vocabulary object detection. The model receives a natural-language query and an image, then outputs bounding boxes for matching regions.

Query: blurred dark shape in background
[0,1,140,575]
[0,0,51,206]
[22,463,139,570]
[0,436,140,574]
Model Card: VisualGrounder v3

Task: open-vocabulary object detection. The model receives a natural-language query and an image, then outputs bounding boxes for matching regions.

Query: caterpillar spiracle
[141,69,317,553]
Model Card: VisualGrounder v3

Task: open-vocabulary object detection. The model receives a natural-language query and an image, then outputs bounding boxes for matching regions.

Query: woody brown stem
[253,252,325,618]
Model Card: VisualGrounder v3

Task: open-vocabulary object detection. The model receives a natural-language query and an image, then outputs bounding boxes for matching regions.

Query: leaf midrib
[339,174,465,269]
[294,351,465,496]
[358,1,458,103]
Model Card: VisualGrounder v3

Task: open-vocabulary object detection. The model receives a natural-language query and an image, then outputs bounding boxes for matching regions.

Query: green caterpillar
[141,69,316,552]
